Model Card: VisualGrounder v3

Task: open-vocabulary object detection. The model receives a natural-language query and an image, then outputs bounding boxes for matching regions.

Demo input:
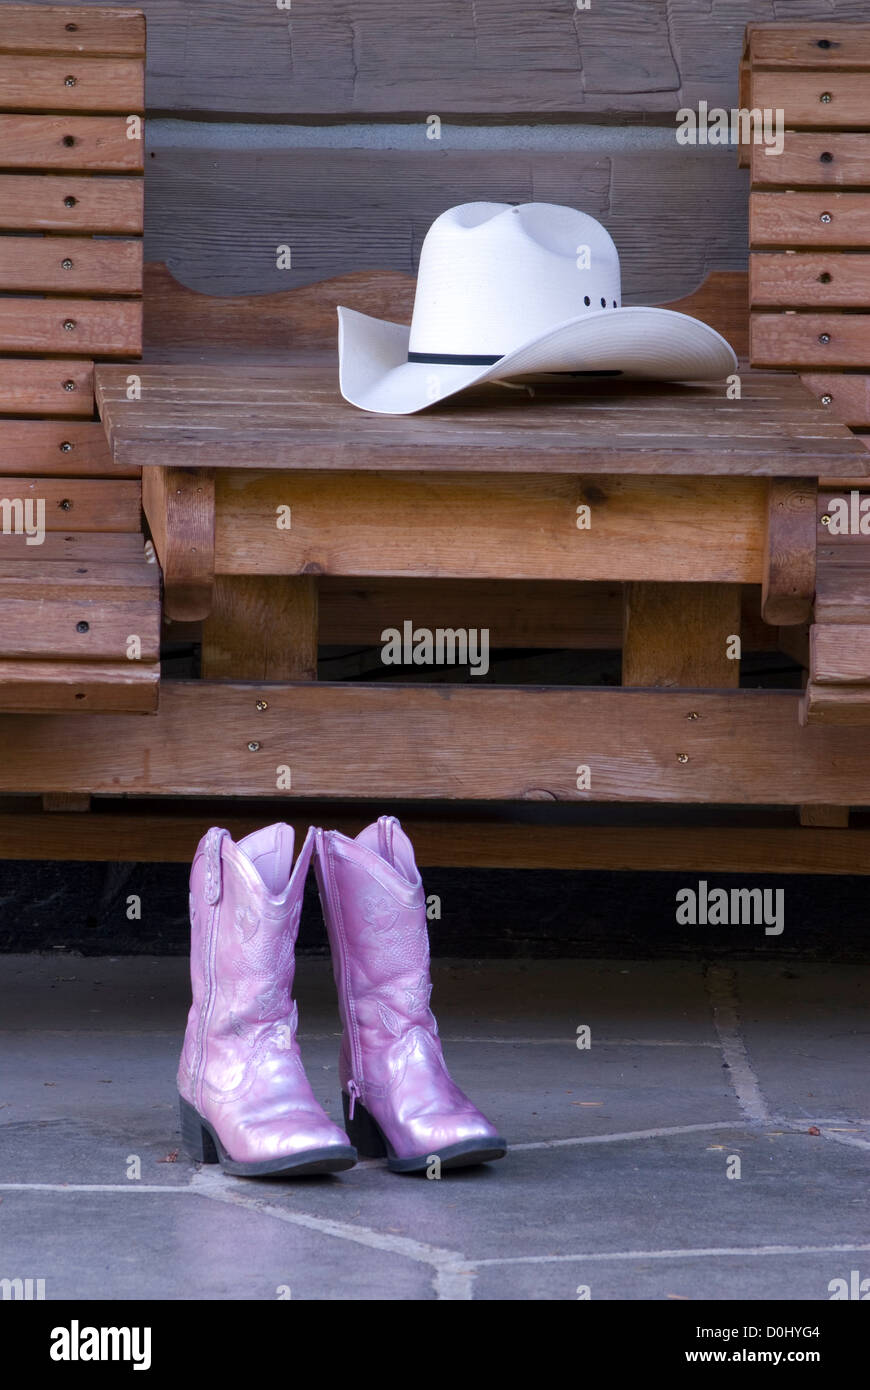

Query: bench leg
[201,576,318,680]
[622,582,741,688]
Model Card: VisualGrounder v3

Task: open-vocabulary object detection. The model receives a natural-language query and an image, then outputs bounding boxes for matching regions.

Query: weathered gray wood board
[9,0,870,116]
[145,147,748,298]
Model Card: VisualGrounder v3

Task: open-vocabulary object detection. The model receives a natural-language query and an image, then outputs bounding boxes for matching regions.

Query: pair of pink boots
[178,816,506,1176]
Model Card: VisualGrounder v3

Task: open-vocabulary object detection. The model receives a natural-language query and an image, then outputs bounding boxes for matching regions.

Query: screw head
[76,620,89,633]
[255,700,268,711]
[820,151,834,163]
[64,75,77,87]
[247,741,261,752]
[59,498,72,510]
[817,38,833,48]
[59,440,73,452]
[62,135,75,147]
[820,212,832,223]
[818,271,832,283]
[65,22,78,30]
[820,91,832,103]
[63,195,76,208]
[819,333,831,344]
[677,753,689,764]
[61,258,73,270]
[821,394,833,406]
[686,712,700,721]
[62,379,76,391]
[821,514,832,526]
[63,319,76,332]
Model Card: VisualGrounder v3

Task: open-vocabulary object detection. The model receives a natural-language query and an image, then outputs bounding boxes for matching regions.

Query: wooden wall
[8,1,870,297]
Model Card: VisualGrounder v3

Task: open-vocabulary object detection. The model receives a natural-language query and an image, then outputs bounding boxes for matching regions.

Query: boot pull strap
[203,827,229,904]
[378,816,395,865]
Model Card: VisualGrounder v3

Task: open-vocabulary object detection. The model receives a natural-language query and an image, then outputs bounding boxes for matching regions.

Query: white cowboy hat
[338,201,737,415]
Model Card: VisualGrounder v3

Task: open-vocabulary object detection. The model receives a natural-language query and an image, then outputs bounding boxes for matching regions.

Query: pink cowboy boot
[178,823,356,1177]
[314,816,506,1173]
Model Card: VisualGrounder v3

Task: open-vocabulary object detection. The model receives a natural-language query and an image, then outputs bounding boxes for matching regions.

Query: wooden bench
[0,5,157,716]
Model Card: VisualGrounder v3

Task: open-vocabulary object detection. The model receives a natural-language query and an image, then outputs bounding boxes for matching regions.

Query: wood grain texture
[0,54,143,112]
[0,358,93,415]
[801,373,870,426]
[751,192,870,249]
[752,70,870,127]
[201,576,318,681]
[0,7,145,57]
[211,472,766,584]
[0,296,140,356]
[0,596,158,659]
[95,363,869,477]
[141,465,214,621]
[0,235,142,294]
[798,804,850,827]
[0,174,142,232]
[143,147,747,301]
[815,562,870,623]
[0,530,143,560]
[0,659,157,713]
[0,477,140,532]
[0,114,142,171]
[41,792,91,811]
[0,420,132,475]
[622,583,742,688]
[751,313,870,369]
[0,557,157,597]
[751,133,870,188]
[802,680,870,725]
[2,682,870,800]
[751,252,870,307]
[761,478,817,625]
[810,622,870,683]
[749,24,870,68]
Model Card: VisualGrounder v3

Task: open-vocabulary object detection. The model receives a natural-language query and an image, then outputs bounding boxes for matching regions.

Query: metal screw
[820,212,832,223]
[820,151,833,163]
[64,75,77,87]
[821,394,833,406]
[65,22,78,30]
[59,440,73,452]
[76,620,89,633]
[818,271,832,283]
[62,135,75,147]
[247,741,261,752]
[63,319,76,332]
[686,712,700,721]
[63,379,76,391]
[58,499,72,510]
[817,38,833,48]
[63,196,76,208]
[61,258,73,270]
[677,753,689,764]
[819,333,831,344]
[821,514,831,526]
[255,700,268,711]
[820,91,832,103]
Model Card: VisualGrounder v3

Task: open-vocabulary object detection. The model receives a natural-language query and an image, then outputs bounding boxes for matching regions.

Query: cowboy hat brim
[337,304,738,416]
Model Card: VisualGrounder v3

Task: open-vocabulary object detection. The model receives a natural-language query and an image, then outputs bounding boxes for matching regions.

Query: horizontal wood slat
[0,478,141,532]
[1,683,870,800]
[752,71,870,126]
[802,681,870,725]
[0,358,93,415]
[0,558,157,598]
[0,419,134,476]
[0,531,145,560]
[810,623,870,683]
[751,252,870,306]
[751,313,870,369]
[0,8,145,58]
[0,660,157,714]
[751,133,870,188]
[0,114,142,171]
[0,55,143,113]
[212,472,767,584]
[751,192,870,249]
[748,26,870,68]
[814,563,870,622]
[0,597,158,660]
[0,235,142,294]
[0,175,142,233]
[0,296,141,356]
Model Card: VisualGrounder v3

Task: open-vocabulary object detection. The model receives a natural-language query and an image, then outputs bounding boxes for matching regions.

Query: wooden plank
[815,563,870,623]
[0,175,142,233]
[0,597,158,661]
[0,8,145,58]
[749,26,870,68]
[751,192,870,249]
[751,133,870,188]
[752,313,870,369]
[95,364,869,477]
[3,808,870,873]
[202,576,318,681]
[801,373,870,426]
[0,660,157,714]
[0,114,142,171]
[801,681,870,725]
[144,146,748,302]
[0,235,142,295]
[142,465,214,621]
[213,473,767,584]
[761,478,817,625]
[0,359,93,416]
[810,623,870,683]
[0,531,144,561]
[798,805,850,827]
[0,297,141,356]
[42,792,91,812]
[2,683,870,800]
[0,560,157,600]
[752,71,870,127]
[622,583,741,688]
[0,55,143,114]
[0,478,141,532]
[0,420,137,477]
[751,253,870,308]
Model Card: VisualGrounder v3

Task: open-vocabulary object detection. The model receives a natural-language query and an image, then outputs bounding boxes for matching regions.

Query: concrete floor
[0,954,868,1300]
